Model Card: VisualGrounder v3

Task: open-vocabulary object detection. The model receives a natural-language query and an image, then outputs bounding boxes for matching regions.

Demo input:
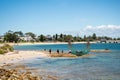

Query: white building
[0,36,4,42]
[19,36,33,42]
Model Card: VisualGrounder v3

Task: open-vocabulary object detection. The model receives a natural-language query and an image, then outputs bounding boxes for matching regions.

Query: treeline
[0,30,120,43]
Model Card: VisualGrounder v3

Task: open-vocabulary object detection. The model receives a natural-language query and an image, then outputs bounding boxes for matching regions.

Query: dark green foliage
[0,49,4,54]
[4,30,19,42]
[64,35,73,42]
[117,38,120,40]
[2,30,119,42]
[73,36,81,42]
[55,34,58,41]
[92,33,97,40]
[14,31,24,37]
[38,34,46,42]
[60,34,63,38]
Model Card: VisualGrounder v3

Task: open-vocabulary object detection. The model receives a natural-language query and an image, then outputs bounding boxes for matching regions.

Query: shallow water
[19,51,120,80]
[14,43,120,80]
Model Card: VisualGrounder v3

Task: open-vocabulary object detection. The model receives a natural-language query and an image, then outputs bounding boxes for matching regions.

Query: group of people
[44,49,71,54]
[44,49,72,54]
[44,49,64,54]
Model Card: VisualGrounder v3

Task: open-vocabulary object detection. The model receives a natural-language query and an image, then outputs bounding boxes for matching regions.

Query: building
[19,36,33,42]
[0,36,4,42]
[46,35,52,41]
[100,39,106,43]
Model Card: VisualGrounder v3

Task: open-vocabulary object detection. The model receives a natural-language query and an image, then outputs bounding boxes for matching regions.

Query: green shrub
[3,44,14,52]
[9,47,14,52]
[1,46,7,50]
[0,44,14,54]
[0,49,4,54]
[0,48,8,54]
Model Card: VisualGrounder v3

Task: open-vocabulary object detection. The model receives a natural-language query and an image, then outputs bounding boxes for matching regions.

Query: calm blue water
[14,43,120,51]
[14,43,120,80]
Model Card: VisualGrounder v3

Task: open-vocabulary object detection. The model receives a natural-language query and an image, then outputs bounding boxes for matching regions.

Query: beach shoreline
[0,50,48,66]
[0,41,97,46]
[0,47,113,80]
[0,49,96,66]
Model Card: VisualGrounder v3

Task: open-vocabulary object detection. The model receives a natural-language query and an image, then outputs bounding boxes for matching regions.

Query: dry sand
[0,50,48,66]
[1,41,97,46]
[91,50,111,52]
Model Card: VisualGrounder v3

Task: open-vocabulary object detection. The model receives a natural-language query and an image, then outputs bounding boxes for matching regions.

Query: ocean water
[14,43,120,51]
[14,43,120,80]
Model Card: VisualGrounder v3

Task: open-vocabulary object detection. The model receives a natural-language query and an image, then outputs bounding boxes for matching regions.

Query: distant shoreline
[0,41,97,46]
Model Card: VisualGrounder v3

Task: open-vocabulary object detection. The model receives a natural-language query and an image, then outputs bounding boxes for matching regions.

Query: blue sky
[0,0,120,37]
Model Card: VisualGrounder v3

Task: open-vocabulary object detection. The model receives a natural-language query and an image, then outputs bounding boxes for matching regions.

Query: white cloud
[80,25,120,38]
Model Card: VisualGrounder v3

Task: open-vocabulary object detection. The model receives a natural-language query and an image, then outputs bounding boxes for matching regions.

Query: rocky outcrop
[0,68,41,80]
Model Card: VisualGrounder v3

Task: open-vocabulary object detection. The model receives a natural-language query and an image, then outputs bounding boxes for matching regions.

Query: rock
[36,76,42,80]
[0,68,42,80]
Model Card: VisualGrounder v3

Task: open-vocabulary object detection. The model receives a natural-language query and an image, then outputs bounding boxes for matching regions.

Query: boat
[68,41,90,56]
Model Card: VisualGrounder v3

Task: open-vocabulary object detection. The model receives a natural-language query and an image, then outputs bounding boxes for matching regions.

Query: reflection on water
[21,51,120,80]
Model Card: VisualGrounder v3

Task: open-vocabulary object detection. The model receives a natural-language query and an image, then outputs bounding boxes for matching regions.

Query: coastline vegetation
[0,44,14,54]
[0,30,120,43]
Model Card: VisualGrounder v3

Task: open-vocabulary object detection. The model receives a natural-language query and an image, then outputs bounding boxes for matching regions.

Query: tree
[117,38,120,40]
[38,34,46,42]
[58,34,64,42]
[14,31,23,37]
[55,34,58,41]
[4,30,19,42]
[52,35,55,41]
[73,36,81,42]
[92,33,97,40]
[83,35,87,41]
[64,35,73,42]
[25,32,36,39]
[60,34,63,38]
[88,35,93,41]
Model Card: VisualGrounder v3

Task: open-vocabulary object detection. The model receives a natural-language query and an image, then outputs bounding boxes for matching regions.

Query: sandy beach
[0,41,97,46]
[0,50,48,66]
[0,50,95,66]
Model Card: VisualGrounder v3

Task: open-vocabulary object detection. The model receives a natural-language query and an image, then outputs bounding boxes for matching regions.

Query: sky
[0,0,120,37]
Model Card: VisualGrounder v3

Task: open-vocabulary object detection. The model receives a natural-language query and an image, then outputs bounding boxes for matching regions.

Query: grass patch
[0,44,14,54]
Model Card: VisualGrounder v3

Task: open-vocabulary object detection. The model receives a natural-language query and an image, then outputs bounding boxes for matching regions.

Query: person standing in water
[49,49,51,54]
[62,50,63,53]
[57,49,59,54]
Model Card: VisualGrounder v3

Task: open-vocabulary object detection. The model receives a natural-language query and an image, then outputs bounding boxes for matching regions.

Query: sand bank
[91,49,111,52]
